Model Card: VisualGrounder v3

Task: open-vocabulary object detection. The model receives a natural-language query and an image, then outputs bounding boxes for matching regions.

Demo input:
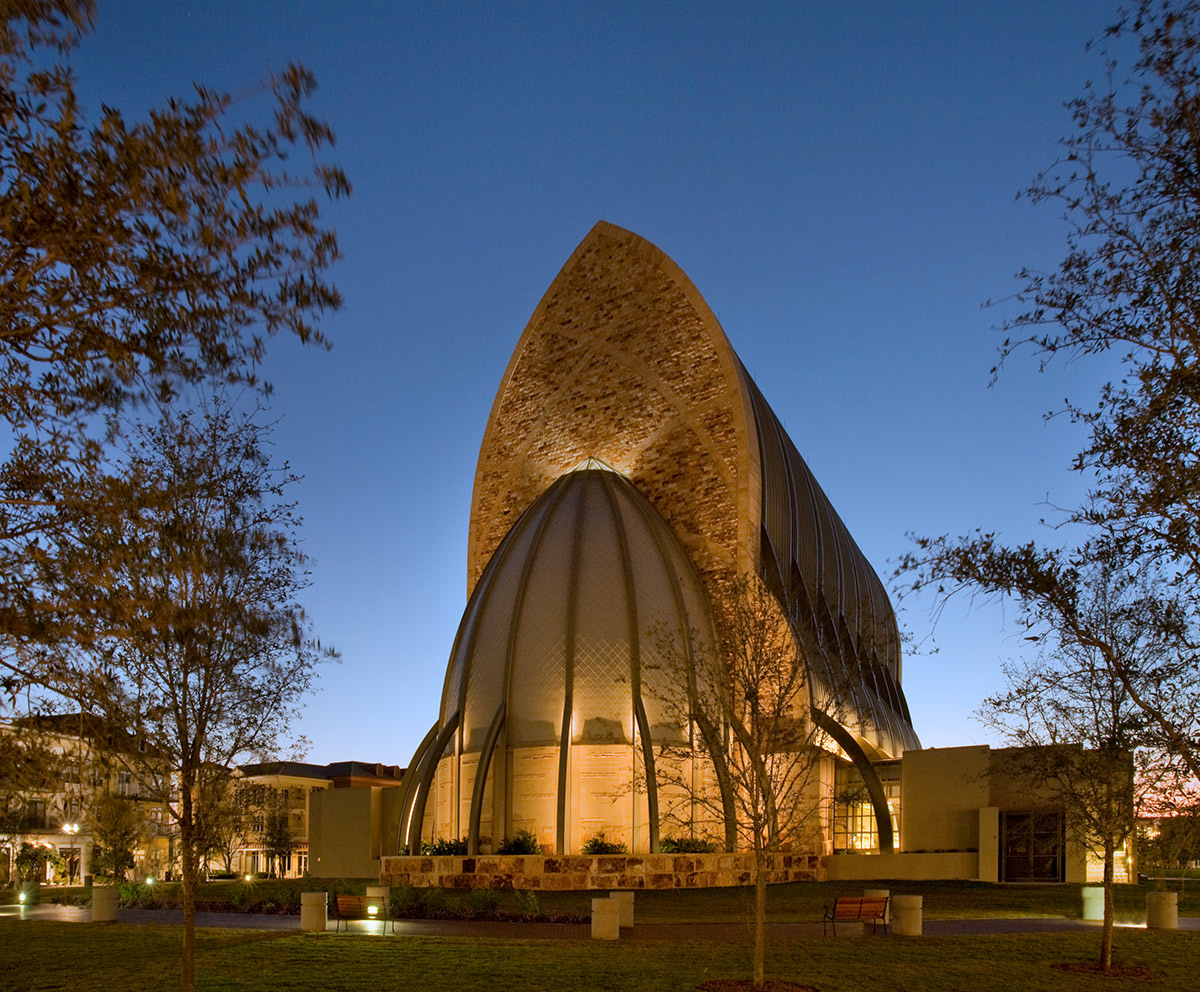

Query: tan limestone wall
[379,851,822,890]
[825,851,979,881]
[900,746,990,852]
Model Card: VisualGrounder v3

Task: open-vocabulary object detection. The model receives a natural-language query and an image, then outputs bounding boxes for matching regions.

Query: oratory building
[396,222,919,858]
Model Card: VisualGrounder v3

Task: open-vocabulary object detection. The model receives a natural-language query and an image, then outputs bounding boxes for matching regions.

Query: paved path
[3,901,1198,938]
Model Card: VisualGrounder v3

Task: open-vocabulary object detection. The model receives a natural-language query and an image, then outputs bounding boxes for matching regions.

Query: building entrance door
[62,847,80,884]
[1001,811,1064,882]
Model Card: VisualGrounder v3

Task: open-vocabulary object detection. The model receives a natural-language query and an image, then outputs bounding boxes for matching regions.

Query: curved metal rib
[403,712,460,854]
[467,702,507,855]
[811,707,894,854]
[396,721,440,854]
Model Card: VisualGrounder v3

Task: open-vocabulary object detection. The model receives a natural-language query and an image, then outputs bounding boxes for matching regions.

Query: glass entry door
[1001,810,1064,882]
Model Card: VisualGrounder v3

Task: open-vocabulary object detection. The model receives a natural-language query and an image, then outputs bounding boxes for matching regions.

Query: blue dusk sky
[71,1,1127,766]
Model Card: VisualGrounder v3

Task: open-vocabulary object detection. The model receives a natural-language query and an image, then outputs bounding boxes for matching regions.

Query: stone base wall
[379,852,822,890]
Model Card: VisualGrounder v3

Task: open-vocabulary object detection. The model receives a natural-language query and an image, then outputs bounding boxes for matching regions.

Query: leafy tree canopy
[0,0,348,645]
[900,0,1200,788]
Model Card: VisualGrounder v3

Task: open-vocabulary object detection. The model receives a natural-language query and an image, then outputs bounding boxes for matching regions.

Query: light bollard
[1081,886,1104,922]
[365,886,390,931]
[591,897,620,939]
[300,891,328,932]
[1146,891,1178,930]
[891,894,922,936]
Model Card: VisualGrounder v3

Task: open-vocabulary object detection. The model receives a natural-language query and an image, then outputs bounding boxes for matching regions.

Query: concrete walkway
[3,901,1198,938]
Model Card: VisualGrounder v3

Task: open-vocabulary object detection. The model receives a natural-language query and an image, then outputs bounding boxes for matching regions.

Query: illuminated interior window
[1086,841,1132,884]
[832,761,899,853]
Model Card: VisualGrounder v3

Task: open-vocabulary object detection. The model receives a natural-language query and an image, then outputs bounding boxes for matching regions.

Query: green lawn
[0,919,1197,992]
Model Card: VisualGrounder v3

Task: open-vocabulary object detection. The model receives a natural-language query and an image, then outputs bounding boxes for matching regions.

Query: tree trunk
[1100,837,1114,973]
[180,778,197,992]
[753,840,766,991]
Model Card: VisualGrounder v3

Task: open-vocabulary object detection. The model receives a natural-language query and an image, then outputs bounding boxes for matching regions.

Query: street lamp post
[63,823,79,884]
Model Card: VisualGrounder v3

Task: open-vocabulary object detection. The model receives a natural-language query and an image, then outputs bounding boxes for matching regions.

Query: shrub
[117,882,147,907]
[89,845,134,883]
[467,887,500,916]
[497,829,540,855]
[658,837,717,854]
[581,833,626,855]
[391,884,421,917]
[513,889,540,918]
[422,836,468,855]
[419,887,451,917]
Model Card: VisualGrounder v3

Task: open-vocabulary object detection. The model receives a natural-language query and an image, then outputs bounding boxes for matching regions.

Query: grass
[0,919,1197,992]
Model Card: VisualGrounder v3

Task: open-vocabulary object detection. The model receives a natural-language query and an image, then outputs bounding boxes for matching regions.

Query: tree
[0,722,60,856]
[0,0,347,674]
[656,574,828,992]
[998,0,1200,766]
[13,840,63,884]
[976,568,1155,972]
[1,4,343,985]
[996,0,1200,580]
[260,791,294,877]
[1140,810,1200,878]
[193,774,253,876]
[87,791,141,883]
[900,0,1200,814]
[24,400,332,992]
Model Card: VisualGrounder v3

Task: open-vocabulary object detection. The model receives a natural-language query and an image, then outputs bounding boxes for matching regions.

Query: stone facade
[379,851,821,891]
[468,221,759,594]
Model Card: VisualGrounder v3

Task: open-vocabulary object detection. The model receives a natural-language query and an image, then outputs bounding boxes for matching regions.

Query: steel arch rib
[467,702,507,855]
[396,721,440,854]
[403,712,460,854]
[811,707,894,854]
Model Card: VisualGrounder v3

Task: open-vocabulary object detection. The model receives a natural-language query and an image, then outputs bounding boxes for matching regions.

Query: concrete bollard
[892,894,922,936]
[1081,886,1104,922]
[1146,890,1178,930]
[300,891,328,932]
[591,897,620,939]
[90,885,119,923]
[611,890,634,928]
[864,888,890,925]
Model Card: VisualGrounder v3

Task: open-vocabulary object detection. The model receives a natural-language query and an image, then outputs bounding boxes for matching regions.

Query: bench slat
[823,895,889,935]
[333,894,394,933]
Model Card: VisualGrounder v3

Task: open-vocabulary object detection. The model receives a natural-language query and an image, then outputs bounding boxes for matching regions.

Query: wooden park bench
[822,895,889,936]
[332,894,395,933]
